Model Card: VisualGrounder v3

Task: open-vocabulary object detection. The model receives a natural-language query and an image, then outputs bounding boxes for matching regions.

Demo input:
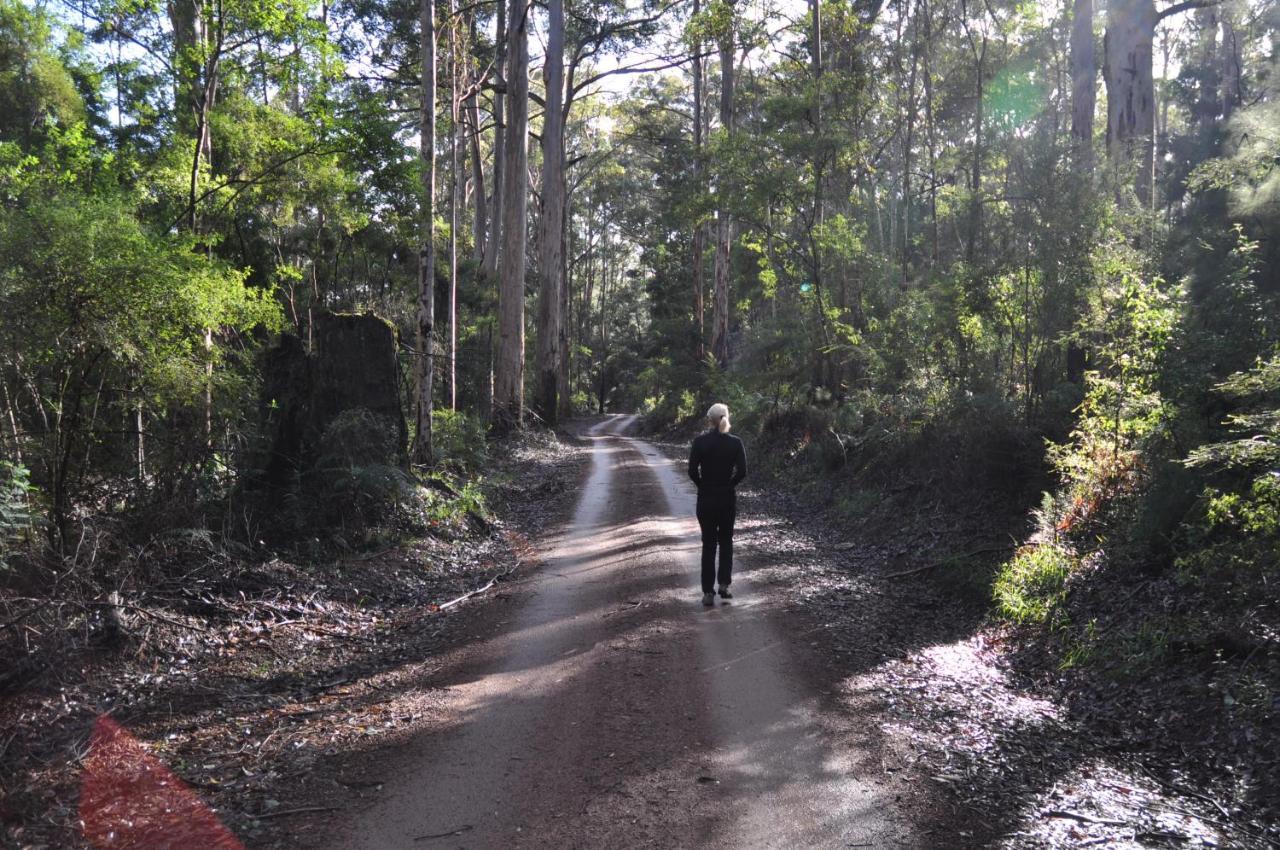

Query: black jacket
[688,430,747,491]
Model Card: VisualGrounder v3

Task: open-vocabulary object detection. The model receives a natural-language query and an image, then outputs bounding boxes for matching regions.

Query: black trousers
[695,488,736,593]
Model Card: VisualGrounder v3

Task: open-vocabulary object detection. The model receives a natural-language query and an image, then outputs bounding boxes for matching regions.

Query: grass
[993,543,1077,626]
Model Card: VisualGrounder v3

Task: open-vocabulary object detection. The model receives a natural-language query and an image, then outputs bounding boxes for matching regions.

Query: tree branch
[1157,0,1220,22]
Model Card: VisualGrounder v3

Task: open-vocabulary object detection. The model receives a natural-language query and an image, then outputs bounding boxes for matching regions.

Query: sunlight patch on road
[853,634,1062,750]
[847,635,1229,846]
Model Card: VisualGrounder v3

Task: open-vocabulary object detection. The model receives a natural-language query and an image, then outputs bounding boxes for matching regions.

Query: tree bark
[449,4,461,411]
[903,27,917,284]
[535,0,566,424]
[1071,0,1096,164]
[710,8,736,369]
[965,30,986,263]
[493,0,529,431]
[556,194,572,419]
[483,0,508,278]
[1104,0,1157,207]
[466,17,487,264]
[692,0,706,362]
[412,0,437,464]
[168,0,209,161]
[1219,3,1239,120]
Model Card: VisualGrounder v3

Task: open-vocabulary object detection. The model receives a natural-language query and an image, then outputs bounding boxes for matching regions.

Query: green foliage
[0,128,281,536]
[1046,227,1181,534]
[1177,355,1280,580]
[0,461,36,567]
[432,409,489,474]
[310,408,411,528]
[0,0,89,146]
[411,476,489,533]
[994,544,1077,626]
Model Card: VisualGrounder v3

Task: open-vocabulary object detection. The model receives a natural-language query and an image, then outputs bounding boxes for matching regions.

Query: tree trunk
[535,0,565,424]
[556,196,573,419]
[483,0,508,278]
[1219,4,1240,120]
[493,0,529,431]
[692,0,706,362]
[412,0,437,464]
[1068,0,1093,386]
[710,12,735,369]
[168,0,208,160]
[449,4,461,412]
[1071,0,1096,164]
[1104,0,1157,207]
[966,33,986,263]
[1194,4,1219,134]
[922,0,939,266]
[466,17,487,264]
[903,35,917,285]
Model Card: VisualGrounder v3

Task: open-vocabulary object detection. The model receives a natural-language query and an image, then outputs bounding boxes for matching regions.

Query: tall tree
[1071,0,1096,164]
[413,0,438,463]
[494,0,529,430]
[1104,0,1214,206]
[449,0,461,411]
[691,0,706,361]
[482,0,508,278]
[535,0,566,423]
[710,0,736,368]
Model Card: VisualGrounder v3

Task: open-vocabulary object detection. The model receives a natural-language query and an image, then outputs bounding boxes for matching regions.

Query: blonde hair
[707,403,730,433]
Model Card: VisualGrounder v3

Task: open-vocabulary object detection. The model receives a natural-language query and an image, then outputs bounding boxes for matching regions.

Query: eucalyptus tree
[1104,0,1220,206]
[710,0,737,368]
[413,0,438,464]
[494,0,530,430]
[535,0,567,423]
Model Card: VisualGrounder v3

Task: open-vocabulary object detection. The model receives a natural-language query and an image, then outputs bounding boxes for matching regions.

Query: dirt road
[323,415,908,848]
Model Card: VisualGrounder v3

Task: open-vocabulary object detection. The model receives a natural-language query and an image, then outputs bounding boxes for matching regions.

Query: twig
[347,547,395,563]
[1136,830,1189,843]
[84,601,206,632]
[435,565,518,611]
[254,805,337,820]
[274,621,370,641]
[437,577,498,610]
[414,824,473,840]
[879,545,1014,579]
[1043,810,1129,827]
[0,602,48,632]
[1133,765,1232,820]
[1145,803,1278,847]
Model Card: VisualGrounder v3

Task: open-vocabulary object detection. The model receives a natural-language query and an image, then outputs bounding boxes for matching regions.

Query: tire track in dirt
[321,415,908,849]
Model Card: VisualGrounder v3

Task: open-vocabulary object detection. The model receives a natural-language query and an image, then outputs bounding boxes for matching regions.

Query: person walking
[688,403,747,606]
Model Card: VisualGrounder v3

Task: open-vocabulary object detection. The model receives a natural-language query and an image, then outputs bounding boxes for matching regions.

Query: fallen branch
[414,824,473,840]
[435,564,519,611]
[84,600,207,633]
[437,577,499,611]
[879,545,1015,579]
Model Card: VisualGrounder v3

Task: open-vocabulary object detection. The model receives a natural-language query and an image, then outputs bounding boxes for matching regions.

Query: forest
[0,0,1278,842]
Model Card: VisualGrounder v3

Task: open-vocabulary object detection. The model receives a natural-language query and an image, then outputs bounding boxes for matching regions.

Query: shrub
[310,408,412,529]
[432,408,488,474]
[0,461,35,567]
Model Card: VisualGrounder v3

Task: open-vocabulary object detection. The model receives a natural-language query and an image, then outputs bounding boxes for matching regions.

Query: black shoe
[718,587,733,599]
[702,592,715,606]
